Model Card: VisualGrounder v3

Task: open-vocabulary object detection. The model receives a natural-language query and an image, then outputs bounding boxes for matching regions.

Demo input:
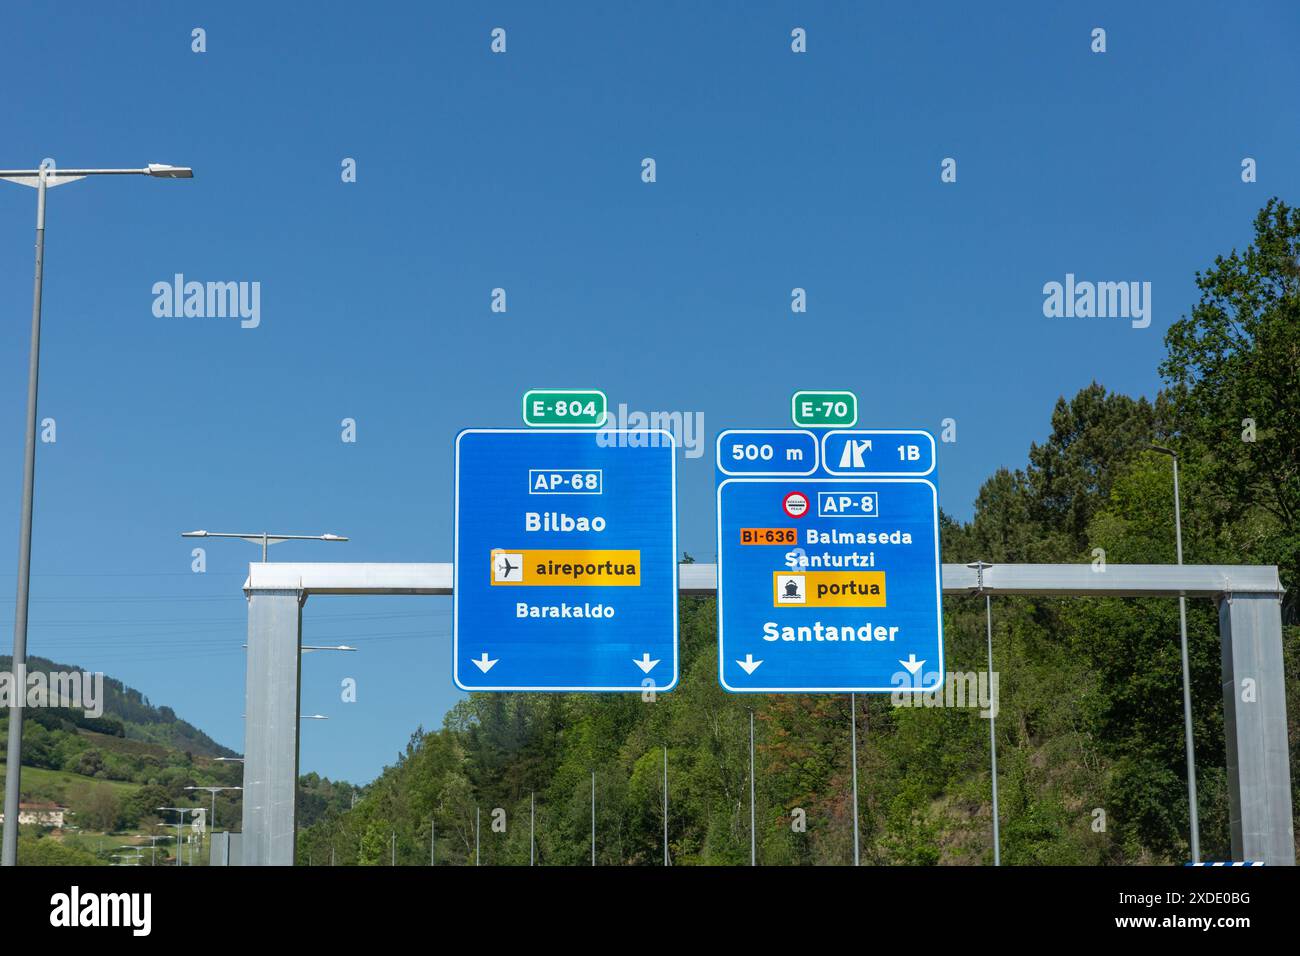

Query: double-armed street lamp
[1,161,194,867]
[157,807,199,866]
[181,530,347,562]
[185,785,243,832]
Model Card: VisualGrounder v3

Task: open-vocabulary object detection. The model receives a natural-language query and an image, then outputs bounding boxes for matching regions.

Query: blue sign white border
[453,427,680,693]
[716,428,820,477]
[716,476,944,694]
[821,429,937,477]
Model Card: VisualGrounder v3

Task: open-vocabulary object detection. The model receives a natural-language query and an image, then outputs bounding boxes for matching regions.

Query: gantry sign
[715,427,943,692]
[453,426,678,691]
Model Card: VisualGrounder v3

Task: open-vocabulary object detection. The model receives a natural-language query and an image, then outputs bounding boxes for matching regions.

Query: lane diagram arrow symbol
[634,653,660,674]
[736,654,763,675]
[900,654,924,675]
[472,653,498,673]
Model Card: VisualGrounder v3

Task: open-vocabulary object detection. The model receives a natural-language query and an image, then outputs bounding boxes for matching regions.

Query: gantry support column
[241,583,304,867]
[1219,592,1295,864]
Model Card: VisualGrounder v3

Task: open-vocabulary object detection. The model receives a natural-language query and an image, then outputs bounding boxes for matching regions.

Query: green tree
[1161,197,1300,595]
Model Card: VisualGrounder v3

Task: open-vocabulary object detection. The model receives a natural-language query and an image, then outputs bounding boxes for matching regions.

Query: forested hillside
[294,199,1288,864]
[0,655,243,844]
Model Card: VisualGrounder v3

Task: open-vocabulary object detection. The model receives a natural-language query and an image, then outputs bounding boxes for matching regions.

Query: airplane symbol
[493,552,524,582]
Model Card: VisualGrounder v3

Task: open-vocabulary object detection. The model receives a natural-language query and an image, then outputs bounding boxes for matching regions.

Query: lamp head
[146,164,194,179]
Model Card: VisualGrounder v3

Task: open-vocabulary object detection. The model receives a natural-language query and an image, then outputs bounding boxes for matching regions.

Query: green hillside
[0,657,245,863]
[0,653,237,759]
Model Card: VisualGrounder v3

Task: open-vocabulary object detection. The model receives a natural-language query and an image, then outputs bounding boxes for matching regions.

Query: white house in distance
[0,802,68,828]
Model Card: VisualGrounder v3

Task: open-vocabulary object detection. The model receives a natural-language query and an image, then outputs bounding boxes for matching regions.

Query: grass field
[0,762,141,806]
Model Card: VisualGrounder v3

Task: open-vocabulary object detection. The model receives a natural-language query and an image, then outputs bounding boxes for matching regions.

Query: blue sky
[1,2,1297,783]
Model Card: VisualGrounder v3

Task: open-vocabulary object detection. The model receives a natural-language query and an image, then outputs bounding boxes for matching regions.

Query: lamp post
[157,808,197,866]
[0,161,193,867]
[116,845,144,867]
[138,834,165,866]
[181,530,347,562]
[184,786,242,863]
[1148,444,1200,864]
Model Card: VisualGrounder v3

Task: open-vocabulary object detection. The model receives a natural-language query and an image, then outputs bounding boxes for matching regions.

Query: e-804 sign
[522,389,607,427]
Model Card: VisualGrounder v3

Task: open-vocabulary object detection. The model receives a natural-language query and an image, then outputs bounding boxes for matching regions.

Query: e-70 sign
[791,391,858,428]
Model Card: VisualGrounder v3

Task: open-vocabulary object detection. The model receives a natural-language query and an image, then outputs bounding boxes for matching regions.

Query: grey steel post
[475,806,480,866]
[1,172,46,868]
[1150,446,1200,862]
[1171,455,1200,863]
[529,792,534,866]
[431,818,435,866]
[0,164,190,866]
[749,710,756,866]
[240,587,303,865]
[850,693,860,866]
[590,771,596,866]
[662,745,668,866]
[1219,593,1294,864]
[985,594,1001,866]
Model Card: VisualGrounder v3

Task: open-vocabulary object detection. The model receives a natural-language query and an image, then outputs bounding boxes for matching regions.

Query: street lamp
[181,530,348,562]
[157,807,197,867]
[1,160,194,868]
[184,785,242,831]
[116,845,144,864]
[1147,443,1200,864]
[132,834,167,866]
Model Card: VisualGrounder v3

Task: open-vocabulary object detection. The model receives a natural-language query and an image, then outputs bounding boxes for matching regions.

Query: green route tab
[522,389,608,428]
[791,390,858,428]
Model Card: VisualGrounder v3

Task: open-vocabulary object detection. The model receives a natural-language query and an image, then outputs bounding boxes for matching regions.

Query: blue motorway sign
[454,428,678,691]
[716,429,943,693]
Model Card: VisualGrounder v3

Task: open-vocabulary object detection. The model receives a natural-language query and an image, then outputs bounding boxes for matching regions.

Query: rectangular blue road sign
[454,429,678,691]
[821,429,936,476]
[716,428,943,693]
[717,429,819,476]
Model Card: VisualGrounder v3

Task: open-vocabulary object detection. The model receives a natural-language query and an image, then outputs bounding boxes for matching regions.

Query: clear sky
[1,2,1297,783]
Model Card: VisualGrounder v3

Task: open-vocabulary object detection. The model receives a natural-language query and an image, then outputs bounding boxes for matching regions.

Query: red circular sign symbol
[782,491,810,519]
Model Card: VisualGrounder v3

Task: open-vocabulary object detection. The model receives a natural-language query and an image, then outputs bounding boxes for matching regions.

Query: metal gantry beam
[239,561,1292,866]
[245,561,1281,598]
